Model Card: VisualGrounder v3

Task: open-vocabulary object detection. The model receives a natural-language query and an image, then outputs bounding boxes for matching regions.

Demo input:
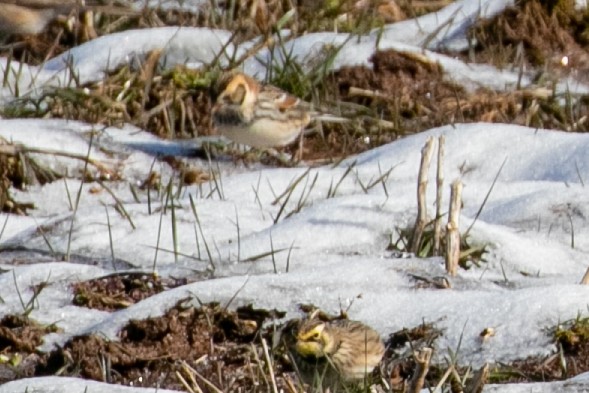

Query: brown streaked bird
[0,3,58,35]
[294,318,385,381]
[0,0,138,36]
[211,73,346,149]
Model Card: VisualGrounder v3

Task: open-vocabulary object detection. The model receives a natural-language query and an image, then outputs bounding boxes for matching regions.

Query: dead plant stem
[408,347,432,393]
[411,137,435,253]
[433,135,445,255]
[446,180,463,276]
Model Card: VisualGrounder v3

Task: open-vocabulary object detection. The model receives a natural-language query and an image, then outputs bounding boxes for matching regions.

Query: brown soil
[317,50,525,157]
[0,315,58,383]
[36,301,290,391]
[300,0,589,160]
[0,309,447,389]
[383,322,445,391]
[1,302,589,391]
[72,273,193,311]
[468,0,589,82]
[279,50,463,162]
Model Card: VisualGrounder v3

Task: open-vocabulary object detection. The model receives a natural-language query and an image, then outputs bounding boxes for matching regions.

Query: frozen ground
[1,0,589,392]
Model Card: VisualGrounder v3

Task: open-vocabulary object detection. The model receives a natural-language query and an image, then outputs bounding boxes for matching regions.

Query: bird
[0,0,138,37]
[0,3,59,35]
[211,72,346,149]
[294,317,385,382]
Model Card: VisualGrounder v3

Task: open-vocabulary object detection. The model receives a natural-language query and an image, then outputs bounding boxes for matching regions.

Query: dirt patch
[334,50,456,136]
[383,322,445,390]
[1,8,144,65]
[37,301,288,390]
[4,305,589,391]
[0,302,446,391]
[325,46,589,155]
[384,320,589,388]
[489,317,589,383]
[0,144,22,214]
[0,315,59,383]
[468,0,589,81]
[279,50,463,161]
[34,304,448,391]
[328,49,524,148]
[72,273,194,311]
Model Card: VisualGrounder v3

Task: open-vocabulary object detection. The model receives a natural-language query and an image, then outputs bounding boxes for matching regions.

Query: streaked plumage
[212,73,345,149]
[0,1,138,36]
[294,318,385,381]
[0,3,57,35]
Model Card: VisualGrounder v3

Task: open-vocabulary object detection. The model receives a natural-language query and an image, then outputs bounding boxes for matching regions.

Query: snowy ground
[2,0,589,392]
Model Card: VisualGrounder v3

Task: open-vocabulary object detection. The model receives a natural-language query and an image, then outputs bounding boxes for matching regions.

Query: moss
[555,316,589,354]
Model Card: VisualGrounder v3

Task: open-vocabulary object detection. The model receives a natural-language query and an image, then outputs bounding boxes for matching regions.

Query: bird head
[216,73,259,108]
[295,320,337,358]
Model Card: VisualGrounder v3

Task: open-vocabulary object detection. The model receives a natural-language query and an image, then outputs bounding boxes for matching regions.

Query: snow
[1,0,589,392]
[42,27,235,81]
[0,377,179,393]
[3,121,589,393]
[375,0,514,50]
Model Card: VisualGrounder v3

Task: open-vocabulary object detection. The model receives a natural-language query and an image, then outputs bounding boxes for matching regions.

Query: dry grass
[3,0,589,167]
[3,3,589,390]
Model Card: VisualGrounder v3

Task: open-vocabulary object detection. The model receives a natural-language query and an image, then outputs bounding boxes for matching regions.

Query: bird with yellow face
[293,316,385,388]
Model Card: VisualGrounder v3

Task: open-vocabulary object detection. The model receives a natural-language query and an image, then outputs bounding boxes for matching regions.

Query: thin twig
[103,204,116,271]
[463,157,507,239]
[181,362,222,393]
[250,343,270,387]
[97,179,136,229]
[0,144,111,173]
[261,338,279,393]
[446,180,463,276]
[579,267,589,285]
[222,276,250,311]
[433,364,454,392]
[0,214,9,242]
[575,160,585,186]
[176,370,199,393]
[66,132,94,261]
[433,135,445,256]
[465,363,489,393]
